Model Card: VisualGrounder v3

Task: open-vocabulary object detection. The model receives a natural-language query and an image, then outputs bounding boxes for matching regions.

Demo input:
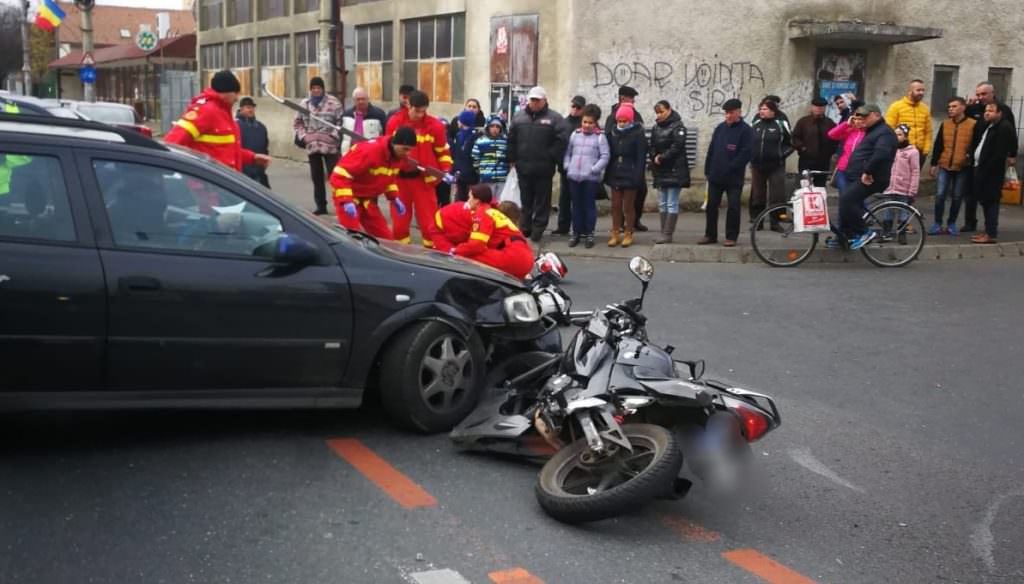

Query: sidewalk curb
[537,241,1024,264]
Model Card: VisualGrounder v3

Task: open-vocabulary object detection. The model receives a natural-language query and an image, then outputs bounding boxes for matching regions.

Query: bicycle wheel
[859,201,926,267]
[750,203,818,267]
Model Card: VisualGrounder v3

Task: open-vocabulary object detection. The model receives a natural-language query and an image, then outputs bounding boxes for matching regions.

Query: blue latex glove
[442,173,457,185]
[342,202,357,218]
[393,199,407,216]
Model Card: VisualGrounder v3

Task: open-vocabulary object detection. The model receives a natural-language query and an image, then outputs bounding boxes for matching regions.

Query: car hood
[372,239,526,289]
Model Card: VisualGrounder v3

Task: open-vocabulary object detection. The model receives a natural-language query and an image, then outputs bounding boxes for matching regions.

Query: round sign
[136,30,157,51]
[79,66,97,84]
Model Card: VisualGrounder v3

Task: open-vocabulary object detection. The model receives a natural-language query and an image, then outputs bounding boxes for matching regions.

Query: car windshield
[78,105,136,124]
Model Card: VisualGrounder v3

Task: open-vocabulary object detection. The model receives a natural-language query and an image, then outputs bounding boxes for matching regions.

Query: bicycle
[749,170,926,268]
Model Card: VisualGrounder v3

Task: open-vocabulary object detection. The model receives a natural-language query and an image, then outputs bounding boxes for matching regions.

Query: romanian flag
[34,0,66,32]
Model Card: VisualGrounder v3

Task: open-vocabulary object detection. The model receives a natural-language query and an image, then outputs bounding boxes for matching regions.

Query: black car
[0,113,558,432]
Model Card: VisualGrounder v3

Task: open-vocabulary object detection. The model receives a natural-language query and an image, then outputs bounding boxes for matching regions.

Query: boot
[621,231,635,248]
[657,214,677,244]
[607,232,621,247]
[658,212,667,236]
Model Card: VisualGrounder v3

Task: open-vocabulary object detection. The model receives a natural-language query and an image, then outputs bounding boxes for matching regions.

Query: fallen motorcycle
[451,256,781,523]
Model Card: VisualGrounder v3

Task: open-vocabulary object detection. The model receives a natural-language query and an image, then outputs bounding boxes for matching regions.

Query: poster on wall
[815,49,866,122]
[490,84,533,121]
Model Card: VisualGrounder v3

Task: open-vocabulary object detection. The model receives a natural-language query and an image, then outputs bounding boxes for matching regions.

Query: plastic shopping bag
[793,187,831,233]
[502,167,521,205]
[1001,167,1021,205]
[700,184,708,211]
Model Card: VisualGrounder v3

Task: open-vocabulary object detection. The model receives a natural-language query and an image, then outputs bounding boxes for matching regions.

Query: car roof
[0,112,166,149]
[0,93,54,116]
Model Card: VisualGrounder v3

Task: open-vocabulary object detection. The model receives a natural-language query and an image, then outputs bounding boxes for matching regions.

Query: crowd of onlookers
[248,76,1018,250]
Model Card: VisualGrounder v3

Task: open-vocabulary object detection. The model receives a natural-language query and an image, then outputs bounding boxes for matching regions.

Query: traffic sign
[136,29,157,51]
[79,65,96,84]
[81,52,95,67]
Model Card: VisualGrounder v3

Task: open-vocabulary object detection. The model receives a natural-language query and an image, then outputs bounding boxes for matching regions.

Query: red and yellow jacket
[165,88,255,171]
[455,204,526,257]
[432,202,473,252]
[385,109,453,183]
[328,138,402,205]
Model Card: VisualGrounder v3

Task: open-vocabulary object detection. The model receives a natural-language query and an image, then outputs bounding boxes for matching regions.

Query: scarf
[309,94,324,108]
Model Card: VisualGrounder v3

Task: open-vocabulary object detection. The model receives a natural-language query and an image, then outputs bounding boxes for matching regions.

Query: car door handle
[119,276,162,293]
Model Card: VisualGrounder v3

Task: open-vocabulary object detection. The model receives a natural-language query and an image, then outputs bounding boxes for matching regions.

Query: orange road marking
[488,567,545,584]
[659,515,721,542]
[326,438,437,509]
[722,549,817,584]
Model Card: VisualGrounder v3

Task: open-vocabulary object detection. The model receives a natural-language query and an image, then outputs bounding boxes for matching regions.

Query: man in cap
[507,86,570,242]
[294,76,344,215]
[700,98,752,247]
[328,127,416,239]
[838,103,898,250]
[553,95,588,236]
[791,97,837,187]
[605,86,650,232]
[236,97,271,188]
[165,70,271,173]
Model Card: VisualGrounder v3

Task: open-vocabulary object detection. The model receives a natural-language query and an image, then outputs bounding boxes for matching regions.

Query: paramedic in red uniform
[328,127,417,238]
[452,185,535,280]
[431,200,474,253]
[385,90,454,247]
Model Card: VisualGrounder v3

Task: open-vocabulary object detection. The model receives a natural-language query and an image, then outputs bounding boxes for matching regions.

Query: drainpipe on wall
[318,0,335,96]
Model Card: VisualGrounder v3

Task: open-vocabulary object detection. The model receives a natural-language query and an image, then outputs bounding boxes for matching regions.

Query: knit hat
[615,103,635,122]
[239,97,256,108]
[486,115,504,130]
[309,77,325,90]
[211,70,241,94]
[458,110,477,127]
[392,126,417,147]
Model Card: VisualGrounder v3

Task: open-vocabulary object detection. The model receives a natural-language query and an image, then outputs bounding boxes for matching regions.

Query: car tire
[379,321,486,433]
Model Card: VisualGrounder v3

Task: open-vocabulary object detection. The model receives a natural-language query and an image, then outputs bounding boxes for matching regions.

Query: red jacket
[385,108,453,183]
[165,89,255,171]
[432,203,473,252]
[455,204,528,257]
[328,138,402,205]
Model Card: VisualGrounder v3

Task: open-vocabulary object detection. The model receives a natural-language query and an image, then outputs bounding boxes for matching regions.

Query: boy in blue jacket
[472,115,510,201]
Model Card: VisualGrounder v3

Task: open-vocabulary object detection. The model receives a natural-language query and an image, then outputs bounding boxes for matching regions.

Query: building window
[258,0,289,20]
[402,14,464,103]
[228,40,254,95]
[931,65,959,116]
[988,68,1013,101]
[295,31,321,96]
[199,0,223,31]
[295,0,320,13]
[226,0,252,26]
[200,44,224,87]
[356,22,393,102]
[259,35,291,97]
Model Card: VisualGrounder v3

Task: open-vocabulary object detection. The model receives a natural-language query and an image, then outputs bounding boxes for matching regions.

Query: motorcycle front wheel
[535,424,682,523]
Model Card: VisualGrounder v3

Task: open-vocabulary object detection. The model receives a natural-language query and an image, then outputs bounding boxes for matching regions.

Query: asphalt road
[2,258,1023,584]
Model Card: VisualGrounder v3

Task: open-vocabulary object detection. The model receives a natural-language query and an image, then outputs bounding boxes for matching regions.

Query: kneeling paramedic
[440,184,535,280]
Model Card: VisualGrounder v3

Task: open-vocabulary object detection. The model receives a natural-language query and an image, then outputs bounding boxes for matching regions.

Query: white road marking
[788,447,866,494]
[410,569,472,584]
[970,488,1024,574]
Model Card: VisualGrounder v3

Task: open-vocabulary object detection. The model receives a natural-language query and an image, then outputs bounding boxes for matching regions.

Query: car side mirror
[271,233,319,265]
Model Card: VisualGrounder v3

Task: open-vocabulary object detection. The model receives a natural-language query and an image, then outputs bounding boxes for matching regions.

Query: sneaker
[927,223,943,235]
[584,235,595,249]
[947,224,959,236]
[567,235,580,248]
[849,229,877,250]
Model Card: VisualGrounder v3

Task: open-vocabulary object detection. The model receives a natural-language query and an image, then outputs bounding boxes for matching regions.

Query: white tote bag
[501,167,521,205]
[793,187,831,233]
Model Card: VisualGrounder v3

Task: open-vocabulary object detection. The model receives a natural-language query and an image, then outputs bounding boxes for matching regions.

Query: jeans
[705,181,742,241]
[517,173,554,235]
[568,179,599,235]
[835,169,850,194]
[658,187,681,214]
[839,180,884,237]
[882,194,912,226]
[557,171,572,232]
[308,152,339,211]
[935,168,968,226]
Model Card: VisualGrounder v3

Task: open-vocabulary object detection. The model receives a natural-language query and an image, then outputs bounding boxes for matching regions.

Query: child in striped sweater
[472,116,510,201]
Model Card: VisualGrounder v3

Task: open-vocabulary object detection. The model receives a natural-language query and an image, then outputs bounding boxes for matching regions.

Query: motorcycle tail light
[734,405,770,442]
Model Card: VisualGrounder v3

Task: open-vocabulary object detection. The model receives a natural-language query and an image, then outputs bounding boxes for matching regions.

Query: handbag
[793,187,831,233]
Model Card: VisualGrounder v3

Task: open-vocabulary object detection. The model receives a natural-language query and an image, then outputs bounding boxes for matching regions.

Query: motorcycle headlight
[536,289,569,317]
[503,292,541,323]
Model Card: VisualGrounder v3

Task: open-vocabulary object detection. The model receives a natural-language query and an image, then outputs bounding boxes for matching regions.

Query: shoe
[947,224,959,236]
[551,228,570,236]
[656,214,677,244]
[567,235,580,248]
[927,223,943,235]
[723,239,737,247]
[697,236,717,245]
[634,222,649,232]
[608,233,620,247]
[849,229,877,250]
[971,234,997,244]
[905,223,915,235]
[824,236,842,249]
[313,207,329,216]
[898,232,908,245]
[961,224,976,233]
[522,229,532,239]
[621,232,634,248]
[530,230,543,243]
[584,235,595,249]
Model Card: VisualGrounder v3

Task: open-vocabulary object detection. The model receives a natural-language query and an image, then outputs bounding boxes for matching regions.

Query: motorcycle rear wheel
[535,424,682,523]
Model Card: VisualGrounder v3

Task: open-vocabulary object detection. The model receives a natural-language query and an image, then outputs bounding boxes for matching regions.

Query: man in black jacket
[963,81,1018,232]
[838,104,898,249]
[968,103,1018,244]
[507,86,569,242]
[700,99,752,246]
[554,95,587,236]
[605,86,650,232]
[236,97,270,188]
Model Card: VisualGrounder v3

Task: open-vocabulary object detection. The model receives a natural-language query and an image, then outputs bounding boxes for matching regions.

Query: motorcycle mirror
[680,359,706,380]
[628,256,654,283]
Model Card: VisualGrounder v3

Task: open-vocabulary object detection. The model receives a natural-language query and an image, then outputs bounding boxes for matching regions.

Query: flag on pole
[35,0,67,32]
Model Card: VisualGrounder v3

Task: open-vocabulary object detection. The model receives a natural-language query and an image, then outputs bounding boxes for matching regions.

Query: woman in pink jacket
[827,111,866,194]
